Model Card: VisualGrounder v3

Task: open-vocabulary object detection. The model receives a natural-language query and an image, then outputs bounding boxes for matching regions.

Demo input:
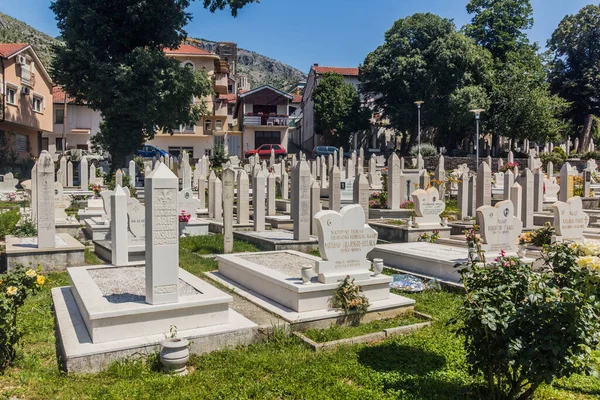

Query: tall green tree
[51,0,256,169]
[549,4,600,153]
[465,0,567,149]
[359,13,492,152]
[312,72,370,148]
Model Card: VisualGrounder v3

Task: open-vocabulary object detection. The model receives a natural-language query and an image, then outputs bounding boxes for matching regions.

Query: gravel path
[88,266,200,303]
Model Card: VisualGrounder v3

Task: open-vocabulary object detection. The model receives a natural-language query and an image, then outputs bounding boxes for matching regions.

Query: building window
[183,61,194,70]
[168,146,194,159]
[214,135,225,148]
[15,134,28,152]
[56,137,64,152]
[32,96,42,113]
[228,104,234,116]
[55,108,64,124]
[204,119,212,132]
[182,122,194,132]
[215,119,223,131]
[6,86,17,105]
[255,131,281,147]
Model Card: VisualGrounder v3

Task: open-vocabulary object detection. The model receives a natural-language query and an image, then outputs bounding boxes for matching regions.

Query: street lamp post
[470,109,485,172]
[414,101,424,157]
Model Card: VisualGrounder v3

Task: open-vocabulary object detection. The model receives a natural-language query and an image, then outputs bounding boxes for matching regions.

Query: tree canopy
[359,13,492,152]
[548,4,600,153]
[50,0,254,168]
[312,73,370,148]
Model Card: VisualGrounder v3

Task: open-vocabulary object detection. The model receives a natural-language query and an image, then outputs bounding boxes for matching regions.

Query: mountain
[0,12,60,67]
[186,38,307,90]
[0,12,307,90]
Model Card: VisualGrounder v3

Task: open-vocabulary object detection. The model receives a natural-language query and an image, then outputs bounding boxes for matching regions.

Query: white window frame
[182,61,195,70]
[204,119,212,132]
[6,83,17,106]
[215,119,223,131]
[32,95,43,113]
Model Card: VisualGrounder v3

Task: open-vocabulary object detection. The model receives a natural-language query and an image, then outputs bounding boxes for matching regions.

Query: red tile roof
[164,43,214,56]
[52,86,78,104]
[219,93,237,103]
[292,94,302,103]
[313,66,359,76]
[0,43,29,58]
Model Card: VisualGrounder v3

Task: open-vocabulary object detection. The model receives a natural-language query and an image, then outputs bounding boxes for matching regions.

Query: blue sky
[0,0,594,74]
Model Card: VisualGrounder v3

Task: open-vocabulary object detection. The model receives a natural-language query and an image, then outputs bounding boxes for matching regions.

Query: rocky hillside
[0,12,60,67]
[187,38,306,90]
[0,12,306,90]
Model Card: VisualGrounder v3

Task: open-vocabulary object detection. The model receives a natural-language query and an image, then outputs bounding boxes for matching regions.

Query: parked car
[137,145,171,158]
[245,144,287,159]
[312,146,339,158]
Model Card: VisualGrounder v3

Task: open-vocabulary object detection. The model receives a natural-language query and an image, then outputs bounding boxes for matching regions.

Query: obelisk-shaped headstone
[214,177,223,222]
[517,169,534,228]
[198,172,206,209]
[59,157,67,186]
[67,161,73,187]
[559,163,575,202]
[237,170,250,224]
[353,173,370,222]
[510,182,522,220]
[80,157,88,190]
[89,163,96,185]
[533,169,544,212]
[292,160,312,240]
[129,160,136,179]
[346,158,355,180]
[508,151,514,164]
[310,180,321,236]
[266,172,276,216]
[145,163,179,305]
[468,176,477,218]
[457,173,469,218]
[115,169,123,188]
[503,170,515,200]
[31,162,37,221]
[387,153,401,210]
[329,165,341,212]
[476,162,492,207]
[222,168,235,254]
[37,151,55,249]
[253,170,266,231]
[281,169,289,200]
[111,185,128,266]
[208,171,216,219]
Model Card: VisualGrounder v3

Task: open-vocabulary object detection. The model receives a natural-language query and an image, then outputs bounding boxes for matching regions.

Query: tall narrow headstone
[353,173,370,222]
[517,169,534,228]
[387,153,401,210]
[468,176,477,218]
[222,168,235,254]
[486,155,492,169]
[498,158,504,171]
[346,158,355,180]
[111,185,128,266]
[67,161,73,187]
[510,182,522,220]
[457,173,469,218]
[503,170,515,200]
[266,172,276,216]
[281,169,289,200]
[533,169,544,212]
[145,163,179,305]
[59,157,67,186]
[115,169,123,188]
[584,170,592,198]
[31,162,37,221]
[547,161,554,178]
[329,165,341,212]
[434,155,446,182]
[237,170,250,224]
[508,151,514,164]
[356,156,364,176]
[89,163,96,185]
[214,177,223,222]
[198,172,206,209]
[559,163,576,202]
[37,152,55,249]
[208,171,216,219]
[419,172,430,190]
[400,157,405,170]
[476,162,492,207]
[129,160,136,180]
[270,147,275,167]
[310,180,321,236]
[80,157,88,190]
[292,160,311,240]
[253,170,266,231]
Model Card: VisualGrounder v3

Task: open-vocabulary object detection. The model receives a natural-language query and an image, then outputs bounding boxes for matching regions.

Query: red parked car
[245,144,287,159]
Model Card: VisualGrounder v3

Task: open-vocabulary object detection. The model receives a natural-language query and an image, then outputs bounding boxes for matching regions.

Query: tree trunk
[579,114,594,153]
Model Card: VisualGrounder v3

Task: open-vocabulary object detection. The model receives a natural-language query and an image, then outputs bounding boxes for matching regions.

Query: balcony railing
[243,114,289,127]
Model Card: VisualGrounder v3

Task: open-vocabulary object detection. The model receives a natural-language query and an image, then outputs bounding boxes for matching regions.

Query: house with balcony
[0,43,53,159]
[233,85,293,156]
[46,86,102,159]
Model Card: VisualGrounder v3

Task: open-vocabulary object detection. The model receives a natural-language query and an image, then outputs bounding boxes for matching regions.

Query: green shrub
[12,217,37,238]
[540,153,565,170]
[0,209,20,240]
[453,243,600,400]
[210,144,228,167]
[552,146,567,159]
[409,143,438,157]
[582,151,600,160]
[0,265,46,370]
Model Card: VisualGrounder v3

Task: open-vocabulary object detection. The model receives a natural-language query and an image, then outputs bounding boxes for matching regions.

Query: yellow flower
[36,275,46,286]
[576,256,600,270]
[26,269,36,278]
[6,286,18,296]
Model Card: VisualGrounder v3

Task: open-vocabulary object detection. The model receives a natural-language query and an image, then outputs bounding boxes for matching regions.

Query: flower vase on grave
[160,337,190,376]
[372,258,384,276]
[442,217,448,227]
[301,265,314,284]
[517,244,526,258]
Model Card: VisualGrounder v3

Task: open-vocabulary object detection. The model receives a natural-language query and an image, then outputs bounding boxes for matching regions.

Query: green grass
[0,252,598,399]
[180,234,260,255]
[0,200,26,210]
[84,247,103,265]
[382,218,407,226]
[304,313,424,343]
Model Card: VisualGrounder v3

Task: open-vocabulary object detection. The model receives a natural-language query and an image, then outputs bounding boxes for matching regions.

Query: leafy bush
[409,143,438,157]
[210,144,228,167]
[453,243,600,400]
[0,265,46,370]
[581,151,600,160]
[552,146,567,159]
[540,153,565,170]
[518,222,555,247]
[12,217,36,238]
[0,209,20,240]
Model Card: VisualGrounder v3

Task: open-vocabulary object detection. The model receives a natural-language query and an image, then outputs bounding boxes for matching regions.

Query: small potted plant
[160,325,190,376]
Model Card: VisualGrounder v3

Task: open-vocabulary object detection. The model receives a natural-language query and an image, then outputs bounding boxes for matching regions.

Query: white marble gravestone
[476,200,522,255]
[328,165,341,212]
[266,172,276,216]
[0,172,18,193]
[223,168,235,254]
[80,157,88,190]
[177,188,202,218]
[237,170,250,224]
[292,160,312,240]
[313,204,378,283]
[552,197,589,242]
[111,185,128,266]
[253,170,266,231]
[144,163,179,305]
[37,151,56,248]
[476,161,492,207]
[127,197,145,246]
[411,187,445,228]
[559,163,577,202]
[353,173,370,222]
[387,153,402,210]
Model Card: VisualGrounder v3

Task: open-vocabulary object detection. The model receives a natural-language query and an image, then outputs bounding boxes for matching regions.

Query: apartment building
[47,86,102,159]
[0,43,53,158]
